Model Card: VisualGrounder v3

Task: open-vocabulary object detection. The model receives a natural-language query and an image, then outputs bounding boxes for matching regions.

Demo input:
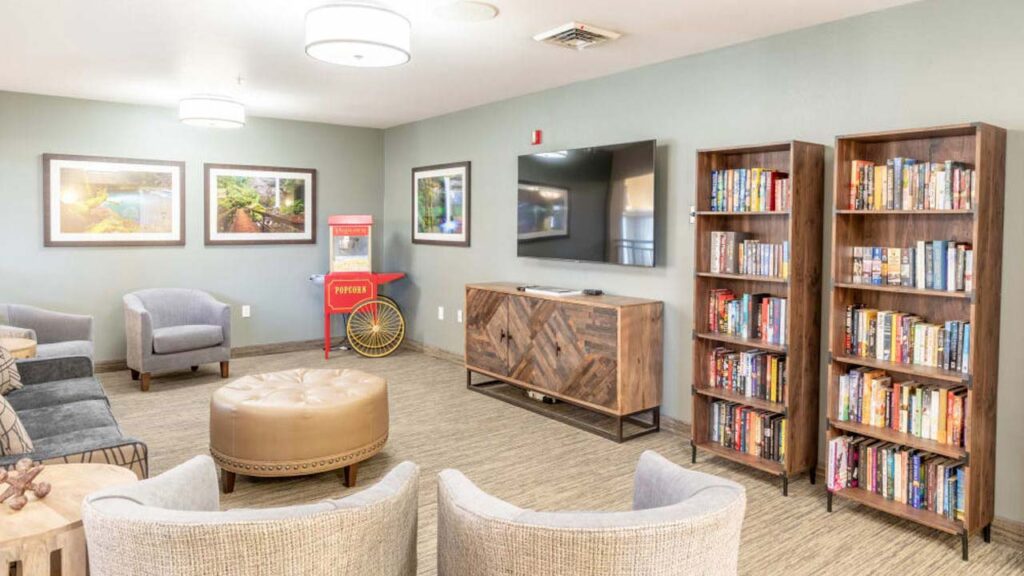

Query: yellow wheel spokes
[346,299,406,358]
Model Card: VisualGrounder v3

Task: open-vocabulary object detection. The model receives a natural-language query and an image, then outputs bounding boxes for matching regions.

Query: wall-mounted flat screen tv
[517,139,656,267]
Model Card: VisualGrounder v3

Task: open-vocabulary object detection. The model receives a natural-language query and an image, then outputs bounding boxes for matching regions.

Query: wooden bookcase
[690,141,825,495]
[824,123,1006,560]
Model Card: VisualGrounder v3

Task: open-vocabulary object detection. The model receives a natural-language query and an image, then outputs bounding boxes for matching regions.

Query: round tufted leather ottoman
[209,368,389,493]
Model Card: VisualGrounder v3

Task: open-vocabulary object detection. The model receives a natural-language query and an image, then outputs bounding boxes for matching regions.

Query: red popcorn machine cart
[322,215,406,358]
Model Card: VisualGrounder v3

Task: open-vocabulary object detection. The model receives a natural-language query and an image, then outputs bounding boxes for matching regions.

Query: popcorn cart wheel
[346,296,405,358]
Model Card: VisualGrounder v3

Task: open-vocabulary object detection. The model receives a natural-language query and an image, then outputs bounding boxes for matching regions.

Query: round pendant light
[178,95,246,128]
[305,4,411,67]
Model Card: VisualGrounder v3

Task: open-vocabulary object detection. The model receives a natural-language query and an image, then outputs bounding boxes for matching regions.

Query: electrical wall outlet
[241,305,251,318]
[457,309,463,323]
[437,306,445,321]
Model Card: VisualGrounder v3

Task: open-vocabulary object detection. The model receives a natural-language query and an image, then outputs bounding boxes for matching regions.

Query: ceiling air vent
[533,22,621,50]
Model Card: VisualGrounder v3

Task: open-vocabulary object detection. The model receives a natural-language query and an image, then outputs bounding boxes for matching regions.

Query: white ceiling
[0,0,918,128]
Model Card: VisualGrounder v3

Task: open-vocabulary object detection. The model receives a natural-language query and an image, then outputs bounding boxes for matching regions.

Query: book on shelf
[709,400,786,462]
[843,305,971,373]
[710,168,791,212]
[847,158,976,211]
[707,346,787,403]
[708,289,787,346]
[709,231,789,279]
[827,435,964,521]
[835,367,967,447]
[850,241,972,292]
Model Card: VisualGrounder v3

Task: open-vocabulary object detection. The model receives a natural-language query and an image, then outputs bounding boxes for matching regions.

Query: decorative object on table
[123,288,231,392]
[204,163,316,245]
[412,161,470,246]
[42,154,185,247]
[0,304,94,364]
[517,182,569,240]
[209,369,389,493]
[0,394,33,456]
[1,463,137,576]
[0,458,50,511]
[323,215,407,358]
[81,456,418,576]
[436,451,746,576]
[0,345,24,394]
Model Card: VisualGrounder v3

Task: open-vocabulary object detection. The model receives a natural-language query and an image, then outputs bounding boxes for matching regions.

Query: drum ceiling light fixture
[305,3,411,68]
[178,95,246,128]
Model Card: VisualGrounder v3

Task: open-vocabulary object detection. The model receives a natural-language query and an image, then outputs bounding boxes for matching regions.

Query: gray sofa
[0,303,94,365]
[1,355,148,478]
[123,288,231,392]
[437,450,747,576]
[82,455,419,576]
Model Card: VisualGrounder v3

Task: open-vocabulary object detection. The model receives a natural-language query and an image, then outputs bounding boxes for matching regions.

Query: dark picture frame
[204,163,317,246]
[42,153,186,247]
[411,161,471,247]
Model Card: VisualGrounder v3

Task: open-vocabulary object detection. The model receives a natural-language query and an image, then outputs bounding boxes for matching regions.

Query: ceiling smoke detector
[533,22,621,50]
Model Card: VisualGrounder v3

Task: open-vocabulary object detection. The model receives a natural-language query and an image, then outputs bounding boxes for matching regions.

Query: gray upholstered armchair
[123,289,231,392]
[437,450,747,576]
[82,455,419,576]
[0,303,93,364]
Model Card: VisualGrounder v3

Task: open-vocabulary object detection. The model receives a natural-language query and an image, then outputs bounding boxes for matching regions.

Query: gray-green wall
[382,0,1024,522]
[0,91,384,361]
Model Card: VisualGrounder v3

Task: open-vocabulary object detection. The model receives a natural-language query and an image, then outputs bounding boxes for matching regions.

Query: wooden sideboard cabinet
[464,282,663,441]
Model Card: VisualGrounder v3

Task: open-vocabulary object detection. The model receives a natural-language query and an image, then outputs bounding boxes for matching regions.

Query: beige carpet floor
[100,348,1024,575]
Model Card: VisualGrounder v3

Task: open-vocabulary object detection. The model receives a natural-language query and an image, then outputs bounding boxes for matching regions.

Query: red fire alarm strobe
[531,129,543,145]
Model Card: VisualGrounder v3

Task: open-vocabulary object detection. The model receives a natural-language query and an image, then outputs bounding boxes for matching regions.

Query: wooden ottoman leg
[220,361,230,378]
[342,462,359,487]
[140,373,151,392]
[221,470,236,494]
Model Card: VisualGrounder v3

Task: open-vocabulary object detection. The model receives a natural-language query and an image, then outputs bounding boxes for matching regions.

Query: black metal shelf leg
[961,530,969,562]
[782,475,789,497]
[827,491,833,512]
[690,441,697,464]
[983,523,992,543]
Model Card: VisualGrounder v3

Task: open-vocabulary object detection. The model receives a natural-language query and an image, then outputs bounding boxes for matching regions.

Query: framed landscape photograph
[517,182,569,241]
[412,161,470,246]
[205,164,316,245]
[43,154,185,247]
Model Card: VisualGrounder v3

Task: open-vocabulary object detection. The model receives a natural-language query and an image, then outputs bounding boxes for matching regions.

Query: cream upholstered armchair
[437,450,746,576]
[82,455,419,576]
[123,288,231,391]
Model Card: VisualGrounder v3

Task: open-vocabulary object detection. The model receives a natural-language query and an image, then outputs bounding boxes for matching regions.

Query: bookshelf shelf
[696,272,788,284]
[832,282,972,300]
[825,123,1005,560]
[693,441,785,476]
[828,418,966,460]
[834,209,974,216]
[691,140,824,497]
[694,386,786,415]
[694,332,787,353]
[695,211,790,217]
[829,487,962,536]
[831,354,969,385]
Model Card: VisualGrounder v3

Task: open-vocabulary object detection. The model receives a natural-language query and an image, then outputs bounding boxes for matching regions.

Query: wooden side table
[0,337,37,359]
[0,464,137,576]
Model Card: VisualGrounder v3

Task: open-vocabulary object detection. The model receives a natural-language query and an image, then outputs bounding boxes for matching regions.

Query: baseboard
[93,335,1024,547]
